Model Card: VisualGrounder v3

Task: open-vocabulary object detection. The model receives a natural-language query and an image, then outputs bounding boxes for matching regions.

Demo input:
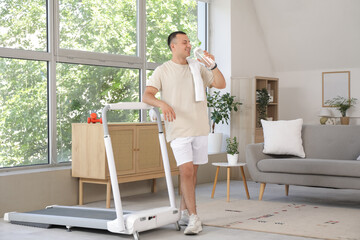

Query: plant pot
[227,153,238,165]
[208,133,223,154]
[340,117,350,125]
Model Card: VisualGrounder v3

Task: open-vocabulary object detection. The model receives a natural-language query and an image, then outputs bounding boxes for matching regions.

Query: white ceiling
[253,0,360,72]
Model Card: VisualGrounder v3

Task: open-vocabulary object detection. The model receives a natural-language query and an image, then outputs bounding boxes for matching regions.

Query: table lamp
[318,108,332,125]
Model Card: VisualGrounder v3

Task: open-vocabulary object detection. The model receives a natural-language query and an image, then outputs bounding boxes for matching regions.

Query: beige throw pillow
[261,118,305,158]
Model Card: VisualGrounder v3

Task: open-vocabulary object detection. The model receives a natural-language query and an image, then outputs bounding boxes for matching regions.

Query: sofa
[246,124,360,200]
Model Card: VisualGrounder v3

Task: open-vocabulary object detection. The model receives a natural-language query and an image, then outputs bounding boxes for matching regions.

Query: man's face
[171,34,191,58]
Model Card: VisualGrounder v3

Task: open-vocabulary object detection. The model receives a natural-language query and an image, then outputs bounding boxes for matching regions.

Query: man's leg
[179,163,202,235]
[180,165,199,212]
[170,136,205,234]
[179,162,197,214]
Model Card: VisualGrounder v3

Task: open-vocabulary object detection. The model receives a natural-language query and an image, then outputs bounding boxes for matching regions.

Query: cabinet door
[136,125,163,173]
[165,139,177,170]
[107,125,136,176]
[72,123,106,179]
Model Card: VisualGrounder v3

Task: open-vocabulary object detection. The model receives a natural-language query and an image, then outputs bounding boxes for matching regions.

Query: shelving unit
[255,76,279,143]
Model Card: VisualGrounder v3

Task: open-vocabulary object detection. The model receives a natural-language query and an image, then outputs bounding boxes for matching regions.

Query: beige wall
[0,153,236,216]
[277,67,360,125]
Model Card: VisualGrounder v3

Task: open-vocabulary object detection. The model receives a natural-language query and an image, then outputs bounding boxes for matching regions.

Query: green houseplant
[207,91,242,154]
[207,91,242,133]
[256,88,270,127]
[226,137,239,165]
[325,96,357,125]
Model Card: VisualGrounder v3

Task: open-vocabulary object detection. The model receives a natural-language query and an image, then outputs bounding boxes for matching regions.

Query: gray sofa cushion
[257,158,360,177]
[302,125,360,160]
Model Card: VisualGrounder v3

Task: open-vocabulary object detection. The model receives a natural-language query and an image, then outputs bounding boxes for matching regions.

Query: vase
[208,133,223,154]
[227,154,238,165]
[340,117,350,125]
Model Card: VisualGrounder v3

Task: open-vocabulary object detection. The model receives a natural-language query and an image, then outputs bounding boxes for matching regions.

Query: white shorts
[170,136,208,167]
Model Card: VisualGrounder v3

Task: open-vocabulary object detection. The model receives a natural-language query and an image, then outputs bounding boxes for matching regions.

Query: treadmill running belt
[27,208,117,220]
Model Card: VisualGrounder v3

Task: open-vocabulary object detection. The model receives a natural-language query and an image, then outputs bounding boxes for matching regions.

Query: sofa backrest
[302,125,360,160]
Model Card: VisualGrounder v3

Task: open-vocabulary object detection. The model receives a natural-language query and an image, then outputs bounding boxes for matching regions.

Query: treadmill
[4,102,181,240]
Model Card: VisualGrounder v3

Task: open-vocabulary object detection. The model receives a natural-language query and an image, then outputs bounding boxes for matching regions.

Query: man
[142,31,226,235]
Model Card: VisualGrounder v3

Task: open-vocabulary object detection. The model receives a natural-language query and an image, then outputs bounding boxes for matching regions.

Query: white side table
[211,162,250,202]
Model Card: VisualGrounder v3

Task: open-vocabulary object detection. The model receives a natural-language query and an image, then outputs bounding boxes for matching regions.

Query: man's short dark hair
[167,31,187,51]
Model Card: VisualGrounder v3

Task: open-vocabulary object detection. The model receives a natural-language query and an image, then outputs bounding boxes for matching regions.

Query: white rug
[197,199,360,240]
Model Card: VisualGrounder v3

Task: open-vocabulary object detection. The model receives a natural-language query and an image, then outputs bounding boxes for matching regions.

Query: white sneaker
[179,210,189,226]
[184,214,202,235]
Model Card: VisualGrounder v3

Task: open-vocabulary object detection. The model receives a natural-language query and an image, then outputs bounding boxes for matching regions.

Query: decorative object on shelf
[269,90,274,103]
[87,112,102,124]
[226,137,239,165]
[325,118,336,125]
[207,91,242,154]
[256,88,270,127]
[318,108,332,125]
[267,83,274,103]
[325,96,357,125]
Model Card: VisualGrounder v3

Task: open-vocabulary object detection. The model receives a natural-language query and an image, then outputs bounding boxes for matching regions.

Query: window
[0,0,208,168]
[59,0,137,55]
[146,0,207,63]
[56,64,139,162]
[0,0,47,51]
[0,58,48,167]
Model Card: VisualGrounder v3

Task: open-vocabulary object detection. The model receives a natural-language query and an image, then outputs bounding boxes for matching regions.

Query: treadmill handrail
[108,102,152,110]
[101,102,176,233]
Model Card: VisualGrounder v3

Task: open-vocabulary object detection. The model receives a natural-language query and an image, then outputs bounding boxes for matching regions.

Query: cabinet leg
[79,179,84,206]
[106,180,111,208]
[152,179,157,193]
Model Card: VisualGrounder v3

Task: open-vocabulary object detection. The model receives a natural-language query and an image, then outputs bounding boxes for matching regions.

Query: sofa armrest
[246,143,268,162]
[246,143,274,180]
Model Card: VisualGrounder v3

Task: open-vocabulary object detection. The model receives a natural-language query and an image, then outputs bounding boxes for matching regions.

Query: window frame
[0,0,209,170]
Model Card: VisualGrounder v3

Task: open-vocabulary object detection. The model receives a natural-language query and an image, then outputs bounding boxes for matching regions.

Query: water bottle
[194,47,216,70]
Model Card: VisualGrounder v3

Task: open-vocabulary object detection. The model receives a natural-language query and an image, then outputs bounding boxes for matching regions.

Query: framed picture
[322,71,350,107]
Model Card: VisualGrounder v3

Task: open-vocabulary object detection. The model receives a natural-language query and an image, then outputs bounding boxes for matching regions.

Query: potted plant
[325,96,357,125]
[256,88,270,127]
[226,137,239,165]
[207,91,242,153]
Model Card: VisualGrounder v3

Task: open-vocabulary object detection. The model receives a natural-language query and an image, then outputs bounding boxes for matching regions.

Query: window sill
[0,163,71,176]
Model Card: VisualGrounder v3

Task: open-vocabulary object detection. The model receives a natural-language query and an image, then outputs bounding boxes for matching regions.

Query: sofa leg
[285,184,289,196]
[259,183,266,200]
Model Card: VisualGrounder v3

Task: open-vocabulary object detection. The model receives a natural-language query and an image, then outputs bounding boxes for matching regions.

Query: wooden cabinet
[72,123,179,207]
[255,76,279,143]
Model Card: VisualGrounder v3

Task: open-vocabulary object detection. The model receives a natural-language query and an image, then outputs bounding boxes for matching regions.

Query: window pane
[145,70,161,122]
[0,58,48,168]
[59,0,137,55]
[56,64,140,162]
[0,0,47,51]
[146,0,201,63]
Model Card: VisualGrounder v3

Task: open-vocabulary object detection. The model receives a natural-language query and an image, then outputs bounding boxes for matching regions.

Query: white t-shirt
[146,60,214,142]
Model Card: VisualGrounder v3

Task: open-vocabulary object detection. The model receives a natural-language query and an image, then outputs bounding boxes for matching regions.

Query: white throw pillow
[261,118,305,158]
